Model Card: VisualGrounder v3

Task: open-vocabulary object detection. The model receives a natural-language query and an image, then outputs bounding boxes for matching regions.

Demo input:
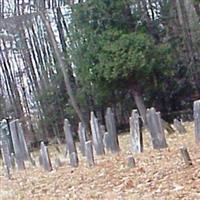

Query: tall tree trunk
[39,11,88,130]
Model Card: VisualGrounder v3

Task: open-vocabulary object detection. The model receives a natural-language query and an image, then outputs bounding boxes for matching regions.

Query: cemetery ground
[0,122,200,200]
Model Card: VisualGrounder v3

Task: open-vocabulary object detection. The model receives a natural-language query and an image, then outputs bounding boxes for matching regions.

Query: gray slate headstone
[173,119,186,134]
[78,122,87,156]
[90,112,105,155]
[105,107,120,153]
[130,110,143,153]
[64,119,76,155]
[146,108,168,149]
[194,100,200,144]
[0,140,12,175]
[85,140,95,167]
[69,152,78,167]
[127,156,136,168]
[40,142,52,171]
[10,120,25,170]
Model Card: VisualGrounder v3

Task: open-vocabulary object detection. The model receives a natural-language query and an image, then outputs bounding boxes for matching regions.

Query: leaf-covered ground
[0,122,200,200]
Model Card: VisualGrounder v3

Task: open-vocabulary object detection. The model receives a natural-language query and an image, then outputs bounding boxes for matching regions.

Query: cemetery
[0,0,200,199]
[0,100,199,199]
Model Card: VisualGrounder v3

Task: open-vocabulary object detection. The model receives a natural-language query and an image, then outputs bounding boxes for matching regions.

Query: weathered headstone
[194,100,200,144]
[90,112,105,155]
[127,156,136,168]
[130,110,143,153]
[78,122,87,156]
[85,140,95,167]
[173,119,186,134]
[105,107,120,153]
[0,140,11,178]
[69,152,79,167]
[10,120,25,170]
[180,146,192,166]
[54,157,62,169]
[64,119,77,155]
[0,119,14,156]
[103,132,110,152]
[18,122,29,160]
[40,142,52,171]
[146,108,168,149]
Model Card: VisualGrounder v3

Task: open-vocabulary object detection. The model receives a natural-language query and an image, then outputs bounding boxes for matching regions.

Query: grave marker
[130,110,143,153]
[85,140,95,167]
[146,108,168,149]
[105,107,120,153]
[194,100,200,144]
[90,112,105,155]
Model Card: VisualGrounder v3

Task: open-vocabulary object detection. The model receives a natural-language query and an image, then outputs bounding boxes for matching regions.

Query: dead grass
[0,122,200,200]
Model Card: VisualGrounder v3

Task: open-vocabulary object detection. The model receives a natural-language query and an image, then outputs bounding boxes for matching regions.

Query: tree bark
[39,11,87,130]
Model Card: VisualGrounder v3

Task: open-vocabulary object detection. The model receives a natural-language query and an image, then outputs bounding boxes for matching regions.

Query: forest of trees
[0,0,200,145]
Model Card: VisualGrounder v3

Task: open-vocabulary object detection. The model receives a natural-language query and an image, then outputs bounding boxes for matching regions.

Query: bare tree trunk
[39,11,87,130]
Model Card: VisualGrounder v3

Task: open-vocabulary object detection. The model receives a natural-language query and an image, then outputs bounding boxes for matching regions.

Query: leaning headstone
[64,119,77,155]
[69,152,78,167]
[78,122,87,156]
[146,108,168,149]
[85,140,95,167]
[10,120,25,170]
[105,107,120,153]
[130,110,143,153]
[180,146,192,166]
[90,112,105,155]
[173,119,186,134]
[40,142,52,171]
[194,100,200,144]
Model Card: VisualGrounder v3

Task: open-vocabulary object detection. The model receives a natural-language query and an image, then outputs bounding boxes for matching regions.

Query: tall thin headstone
[130,110,143,153]
[90,112,105,155]
[194,100,200,144]
[9,120,25,170]
[69,152,79,167]
[18,122,29,160]
[146,108,168,149]
[78,122,87,156]
[40,142,52,171]
[85,140,95,167]
[105,108,120,153]
[0,140,12,177]
[64,119,76,155]
[64,119,79,166]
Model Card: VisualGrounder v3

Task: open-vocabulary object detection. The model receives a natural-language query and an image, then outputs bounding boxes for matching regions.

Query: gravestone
[9,120,25,170]
[105,107,120,153]
[173,119,186,134]
[127,156,136,168]
[146,108,168,149]
[64,119,76,155]
[194,100,200,144]
[85,140,95,167]
[69,152,78,167]
[78,122,87,156]
[40,142,52,171]
[0,119,14,156]
[18,122,29,160]
[0,140,12,177]
[90,112,105,155]
[130,110,143,153]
